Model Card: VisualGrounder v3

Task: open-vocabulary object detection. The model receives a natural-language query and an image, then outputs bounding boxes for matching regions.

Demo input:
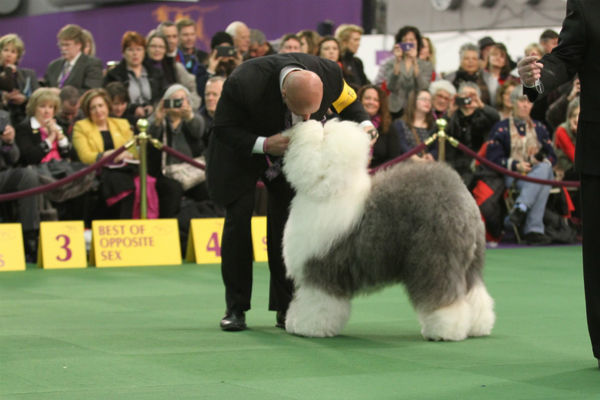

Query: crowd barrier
[0,118,579,271]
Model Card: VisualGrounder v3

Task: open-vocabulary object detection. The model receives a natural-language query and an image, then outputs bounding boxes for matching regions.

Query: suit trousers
[581,174,600,359]
[221,172,295,314]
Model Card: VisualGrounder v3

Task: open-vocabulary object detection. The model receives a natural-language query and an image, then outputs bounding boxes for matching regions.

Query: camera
[163,98,183,109]
[398,42,415,52]
[455,96,472,106]
[216,45,236,58]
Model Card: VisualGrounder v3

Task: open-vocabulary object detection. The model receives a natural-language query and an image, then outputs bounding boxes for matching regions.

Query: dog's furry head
[283,119,371,199]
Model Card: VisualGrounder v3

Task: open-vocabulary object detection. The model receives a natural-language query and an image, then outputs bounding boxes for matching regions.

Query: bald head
[282,70,323,120]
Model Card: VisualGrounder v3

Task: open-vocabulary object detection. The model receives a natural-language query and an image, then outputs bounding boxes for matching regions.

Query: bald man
[206,53,373,331]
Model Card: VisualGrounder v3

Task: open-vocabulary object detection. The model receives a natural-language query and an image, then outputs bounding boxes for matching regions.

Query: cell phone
[399,42,415,52]
[216,45,236,58]
[163,98,183,109]
[455,96,472,106]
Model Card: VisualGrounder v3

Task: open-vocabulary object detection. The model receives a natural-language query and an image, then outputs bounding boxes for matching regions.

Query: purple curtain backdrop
[0,0,361,79]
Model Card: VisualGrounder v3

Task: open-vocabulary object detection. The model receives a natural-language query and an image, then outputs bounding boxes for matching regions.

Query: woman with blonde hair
[335,24,369,88]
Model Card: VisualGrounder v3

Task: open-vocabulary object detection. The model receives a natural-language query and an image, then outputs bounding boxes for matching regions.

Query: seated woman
[392,89,436,162]
[15,88,93,220]
[445,42,491,106]
[147,84,205,203]
[486,85,557,245]
[0,33,39,125]
[72,88,138,219]
[357,84,401,168]
[103,31,165,124]
[553,97,579,181]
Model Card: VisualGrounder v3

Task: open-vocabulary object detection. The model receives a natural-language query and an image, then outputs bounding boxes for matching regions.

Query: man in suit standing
[518,0,600,367]
[207,53,375,331]
[44,24,103,95]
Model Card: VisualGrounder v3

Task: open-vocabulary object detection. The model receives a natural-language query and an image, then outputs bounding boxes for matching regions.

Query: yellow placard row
[0,218,269,272]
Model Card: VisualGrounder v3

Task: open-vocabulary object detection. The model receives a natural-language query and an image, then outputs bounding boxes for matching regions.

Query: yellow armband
[332,80,357,113]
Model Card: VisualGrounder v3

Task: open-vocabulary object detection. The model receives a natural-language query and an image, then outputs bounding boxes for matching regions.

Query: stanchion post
[436,118,447,162]
[136,118,149,219]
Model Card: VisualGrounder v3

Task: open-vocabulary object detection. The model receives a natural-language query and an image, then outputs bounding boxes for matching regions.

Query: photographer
[445,81,499,188]
[374,26,432,119]
[148,84,207,212]
[486,85,557,245]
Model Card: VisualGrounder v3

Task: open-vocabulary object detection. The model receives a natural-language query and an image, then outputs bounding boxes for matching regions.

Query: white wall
[356,26,561,82]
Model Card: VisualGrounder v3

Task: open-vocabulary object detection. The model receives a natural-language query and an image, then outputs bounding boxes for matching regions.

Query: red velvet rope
[0,145,129,202]
[368,142,428,174]
[160,145,206,170]
[455,142,580,188]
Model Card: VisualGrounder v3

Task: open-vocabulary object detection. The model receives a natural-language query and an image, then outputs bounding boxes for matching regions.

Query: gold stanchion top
[436,118,447,138]
[136,118,149,139]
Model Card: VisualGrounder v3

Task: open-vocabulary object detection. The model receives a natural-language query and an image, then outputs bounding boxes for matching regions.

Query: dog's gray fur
[302,160,485,312]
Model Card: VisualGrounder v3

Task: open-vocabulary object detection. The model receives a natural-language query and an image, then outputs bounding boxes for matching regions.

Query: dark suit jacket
[524,0,600,175]
[0,66,39,124]
[44,54,103,94]
[103,58,165,107]
[15,117,76,165]
[206,53,370,205]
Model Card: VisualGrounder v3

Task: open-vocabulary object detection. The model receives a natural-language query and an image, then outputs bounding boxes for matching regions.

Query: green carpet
[1,246,599,399]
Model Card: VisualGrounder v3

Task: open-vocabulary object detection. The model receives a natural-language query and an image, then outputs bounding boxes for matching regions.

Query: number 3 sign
[39,221,86,269]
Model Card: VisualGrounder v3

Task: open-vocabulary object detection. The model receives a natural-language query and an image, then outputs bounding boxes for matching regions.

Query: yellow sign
[90,219,181,267]
[0,223,25,271]
[186,218,224,264]
[38,221,86,269]
[251,216,268,262]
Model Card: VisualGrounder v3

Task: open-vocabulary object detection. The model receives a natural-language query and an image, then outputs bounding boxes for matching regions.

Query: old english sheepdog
[281,119,495,341]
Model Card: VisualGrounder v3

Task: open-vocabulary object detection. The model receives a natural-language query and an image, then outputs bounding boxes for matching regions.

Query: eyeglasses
[416,97,431,102]
[148,44,166,50]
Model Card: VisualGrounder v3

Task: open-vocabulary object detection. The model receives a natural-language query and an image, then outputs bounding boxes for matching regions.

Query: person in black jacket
[518,0,600,367]
[206,53,374,331]
[335,24,370,90]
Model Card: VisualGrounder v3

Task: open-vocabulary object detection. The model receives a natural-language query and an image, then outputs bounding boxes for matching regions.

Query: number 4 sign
[39,221,86,269]
[186,218,225,264]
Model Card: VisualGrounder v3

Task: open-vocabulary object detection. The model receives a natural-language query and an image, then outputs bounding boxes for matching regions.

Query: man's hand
[364,126,379,147]
[264,133,290,156]
[517,56,544,87]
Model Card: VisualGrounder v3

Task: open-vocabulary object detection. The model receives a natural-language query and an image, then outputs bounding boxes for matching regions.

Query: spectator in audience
[225,21,251,58]
[524,42,544,60]
[546,76,580,134]
[483,43,514,108]
[175,18,208,74]
[148,84,207,206]
[445,82,500,188]
[103,31,165,121]
[420,36,437,81]
[553,97,579,181]
[478,36,495,70]
[145,30,200,109]
[428,79,456,120]
[0,109,40,262]
[55,85,83,139]
[72,88,137,218]
[374,26,433,119]
[0,33,38,126]
[15,88,74,166]
[157,21,178,58]
[539,29,559,55]
[200,75,225,149]
[196,31,241,105]
[247,29,275,59]
[445,42,491,106]
[486,85,556,245]
[317,36,342,64]
[15,88,94,220]
[104,81,134,126]
[44,24,103,94]
[393,89,436,161]
[81,28,96,57]
[335,24,369,89]
[358,84,401,168]
[495,80,518,120]
[278,34,302,54]
[297,29,320,55]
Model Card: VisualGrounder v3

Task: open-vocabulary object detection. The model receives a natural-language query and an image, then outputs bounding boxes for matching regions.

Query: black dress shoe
[509,207,527,228]
[220,311,247,331]
[524,231,552,246]
[275,311,286,329]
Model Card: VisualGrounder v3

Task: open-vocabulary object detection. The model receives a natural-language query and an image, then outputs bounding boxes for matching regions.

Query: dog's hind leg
[417,298,471,341]
[465,280,495,337]
[285,285,351,337]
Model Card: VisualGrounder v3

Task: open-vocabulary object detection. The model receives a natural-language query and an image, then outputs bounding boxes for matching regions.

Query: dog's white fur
[282,119,495,341]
